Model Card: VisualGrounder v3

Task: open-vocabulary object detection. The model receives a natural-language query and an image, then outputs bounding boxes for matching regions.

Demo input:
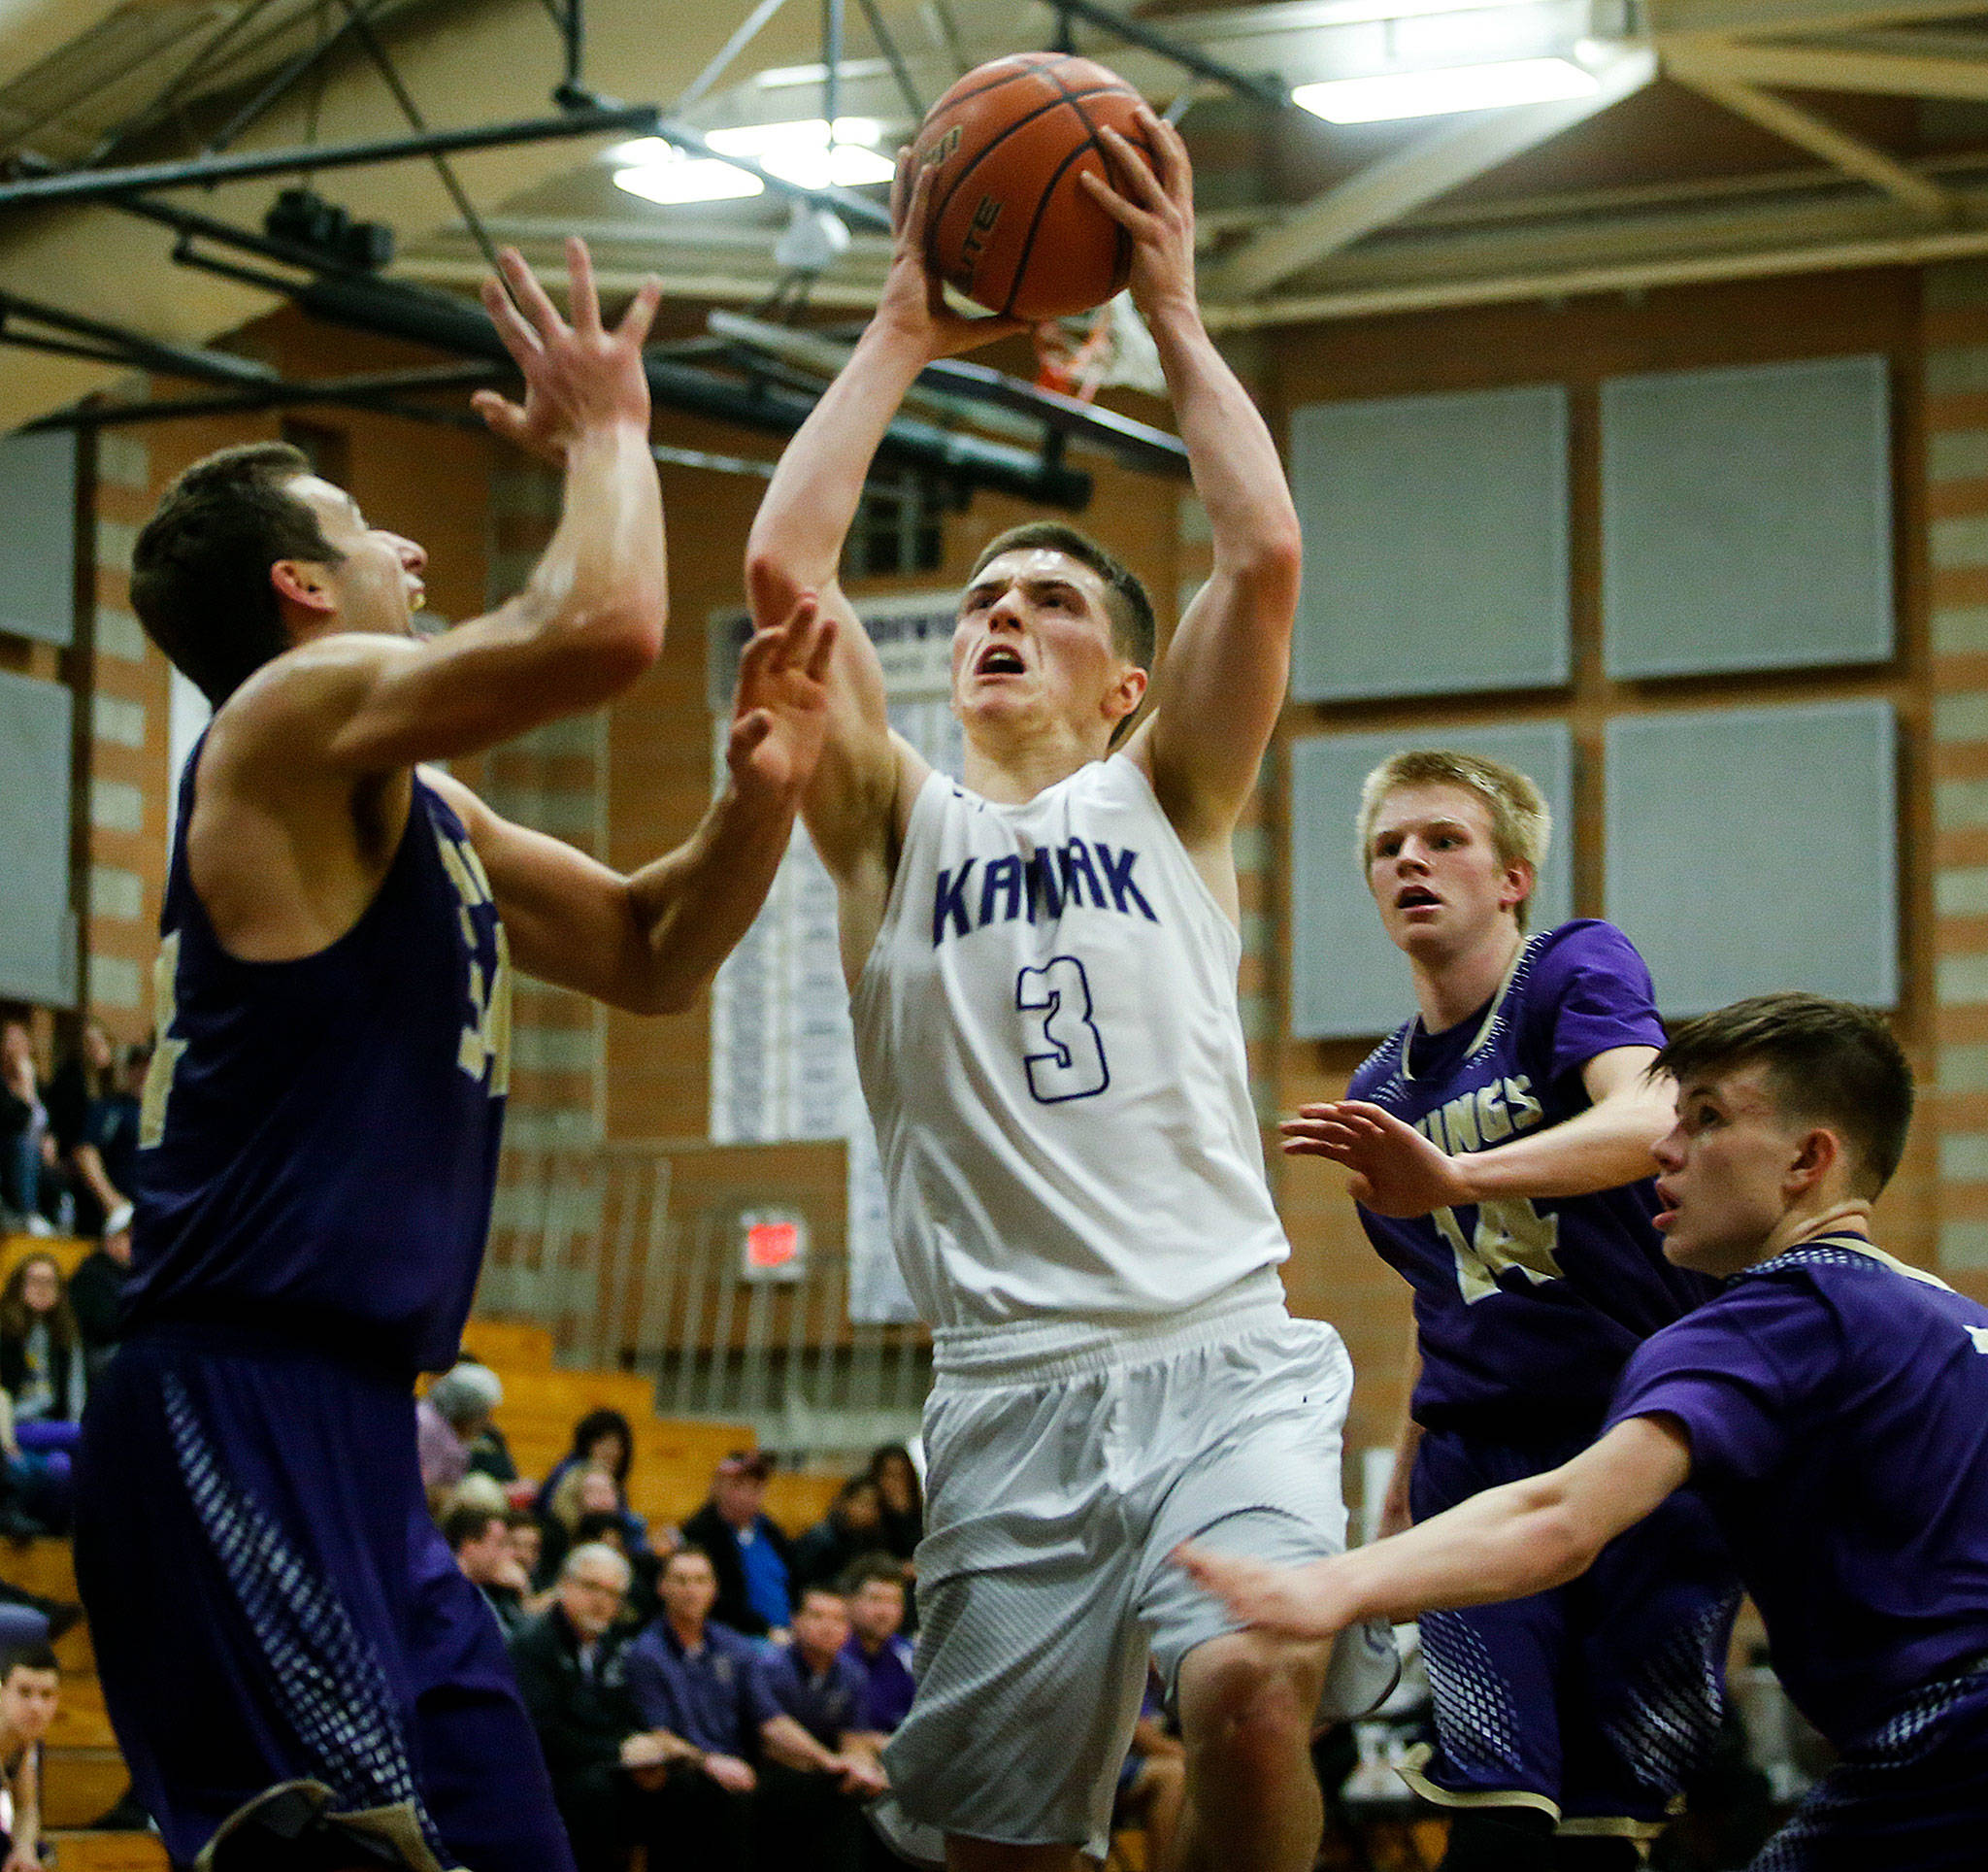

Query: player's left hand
[726,592,838,803]
[1080,105,1197,325]
[1280,1100,1475,1217]
[1173,1543,1348,1641]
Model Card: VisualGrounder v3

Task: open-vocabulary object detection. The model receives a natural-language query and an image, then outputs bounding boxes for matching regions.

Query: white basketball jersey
[851,753,1290,1329]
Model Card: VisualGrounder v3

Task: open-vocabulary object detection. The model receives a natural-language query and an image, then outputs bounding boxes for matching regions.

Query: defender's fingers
[501,247,568,341]
[803,613,840,683]
[615,275,664,349]
[729,709,774,755]
[566,237,603,339]
[471,391,530,447]
[480,278,543,361]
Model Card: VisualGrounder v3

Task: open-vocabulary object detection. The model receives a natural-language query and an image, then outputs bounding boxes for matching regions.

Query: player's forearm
[1144,301,1302,591]
[746,329,926,617]
[1327,1472,1601,1627]
[1457,1083,1672,1204]
[510,420,667,682]
[619,777,802,1015]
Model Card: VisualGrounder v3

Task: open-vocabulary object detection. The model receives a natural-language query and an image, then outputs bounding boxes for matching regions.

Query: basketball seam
[1000,131,1102,320]
[924,83,1139,287]
[1042,68,1148,301]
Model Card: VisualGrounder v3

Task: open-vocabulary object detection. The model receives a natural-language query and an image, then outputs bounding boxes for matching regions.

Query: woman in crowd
[0,1257,83,1527]
[790,1474,888,1595]
[45,1024,141,1241]
[0,1023,57,1234]
[868,1444,923,1564]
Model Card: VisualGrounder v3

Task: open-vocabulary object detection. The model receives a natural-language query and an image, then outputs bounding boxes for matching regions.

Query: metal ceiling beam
[1206,48,1657,301]
[1036,0,1289,111]
[1647,0,1988,40]
[1664,42,1988,102]
[1667,62,1948,217]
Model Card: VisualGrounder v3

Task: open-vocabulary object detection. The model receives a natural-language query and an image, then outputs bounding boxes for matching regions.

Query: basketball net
[1031,291,1167,403]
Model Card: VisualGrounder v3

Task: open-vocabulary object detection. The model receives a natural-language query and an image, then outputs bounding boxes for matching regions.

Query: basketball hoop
[1031,292,1168,403]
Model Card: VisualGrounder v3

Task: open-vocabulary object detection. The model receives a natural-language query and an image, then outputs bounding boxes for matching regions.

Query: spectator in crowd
[47,1025,142,1242]
[789,1476,886,1596]
[464,1405,518,1487]
[1112,1668,1186,1870]
[544,1463,652,1587]
[416,1362,504,1510]
[0,1021,58,1234]
[753,1586,887,1872]
[507,1543,676,1872]
[838,1556,915,1739]
[680,1451,793,1639]
[571,1509,659,1626]
[446,1502,534,1638]
[0,1255,84,1525]
[537,1408,636,1518]
[0,1641,58,1872]
[621,1545,767,1871]
[68,1216,132,1382]
[510,1510,550,1589]
[867,1444,922,1565]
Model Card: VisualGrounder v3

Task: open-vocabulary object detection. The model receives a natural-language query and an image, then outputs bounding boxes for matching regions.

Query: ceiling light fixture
[1291,55,1598,122]
[611,118,894,207]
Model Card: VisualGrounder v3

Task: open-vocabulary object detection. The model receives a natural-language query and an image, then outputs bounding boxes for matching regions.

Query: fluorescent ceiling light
[1292,55,1598,122]
[613,149,764,206]
[611,118,893,206]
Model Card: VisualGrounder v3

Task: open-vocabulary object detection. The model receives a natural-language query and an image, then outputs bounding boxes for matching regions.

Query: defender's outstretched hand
[1281,1100,1474,1218]
[877,152,1025,362]
[1173,1544,1347,1642]
[726,594,839,804]
[473,238,663,464]
[1079,105,1197,323]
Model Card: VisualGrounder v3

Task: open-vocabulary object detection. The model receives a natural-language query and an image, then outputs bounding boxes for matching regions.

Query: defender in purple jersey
[1285,752,1735,1869]
[1185,994,1988,1872]
[73,243,835,1872]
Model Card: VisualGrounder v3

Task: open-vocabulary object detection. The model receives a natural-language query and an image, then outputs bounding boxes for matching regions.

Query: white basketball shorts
[874,1275,1400,1860]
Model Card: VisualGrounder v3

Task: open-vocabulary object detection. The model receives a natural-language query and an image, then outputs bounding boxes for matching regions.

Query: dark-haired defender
[1289,752,1738,1869]
[1184,994,1988,1872]
[746,113,1393,1872]
[73,242,835,1872]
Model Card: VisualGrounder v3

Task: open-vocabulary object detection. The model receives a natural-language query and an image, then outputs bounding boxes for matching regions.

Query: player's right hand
[473,238,662,465]
[1172,1543,1350,1642]
[875,151,1023,361]
[1281,1099,1476,1218]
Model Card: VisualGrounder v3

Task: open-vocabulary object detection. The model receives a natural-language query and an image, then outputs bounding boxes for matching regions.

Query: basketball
[906,51,1153,322]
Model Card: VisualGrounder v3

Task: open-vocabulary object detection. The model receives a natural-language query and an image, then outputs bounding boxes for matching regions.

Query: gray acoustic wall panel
[1601,355,1893,679]
[1605,700,1896,1016]
[0,670,74,1007]
[1290,721,1574,1040]
[0,431,75,648]
[1290,384,1570,702]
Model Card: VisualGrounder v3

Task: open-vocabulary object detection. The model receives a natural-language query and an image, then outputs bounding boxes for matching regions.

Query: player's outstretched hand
[726,592,838,803]
[1173,1543,1347,1641]
[473,238,662,464]
[1080,105,1196,324]
[877,150,1025,362]
[1280,1099,1474,1218]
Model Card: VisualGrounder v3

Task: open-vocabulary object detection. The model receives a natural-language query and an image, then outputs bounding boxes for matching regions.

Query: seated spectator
[572,1509,659,1626]
[753,1586,887,1872]
[0,1255,83,1527]
[838,1556,915,1739]
[789,1476,885,1596]
[1113,1668,1186,1869]
[0,1022,58,1235]
[510,1509,550,1589]
[680,1452,793,1639]
[445,1502,534,1638]
[0,1641,58,1872]
[867,1444,923,1565]
[48,1025,141,1242]
[621,1546,767,1871]
[544,1463,651,1587]
[416,1362,504,1509]
[507,1543,677,1872]
[536,1408,637,1520]
[68,1216,131,1382]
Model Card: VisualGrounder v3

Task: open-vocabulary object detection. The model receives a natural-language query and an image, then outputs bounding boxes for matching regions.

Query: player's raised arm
[1176,1416,1694,1641]
[428,594,836,1016]
[233,239,668,778]
[745,162,1013,863]
[1083,108,1303,856]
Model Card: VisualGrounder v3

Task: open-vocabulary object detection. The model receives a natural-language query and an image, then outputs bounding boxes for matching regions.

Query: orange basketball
[907,52,1153,322]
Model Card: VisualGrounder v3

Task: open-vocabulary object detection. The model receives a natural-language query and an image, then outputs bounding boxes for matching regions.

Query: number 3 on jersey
[1015,955,1110,1104]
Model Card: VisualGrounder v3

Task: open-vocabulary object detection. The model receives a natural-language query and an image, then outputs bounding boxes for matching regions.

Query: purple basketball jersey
[1347,920,1714,1428]
[1607,1236,1988,1752]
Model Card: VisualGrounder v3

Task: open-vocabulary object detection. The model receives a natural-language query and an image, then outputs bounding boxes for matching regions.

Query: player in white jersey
[745,113,1394,1872]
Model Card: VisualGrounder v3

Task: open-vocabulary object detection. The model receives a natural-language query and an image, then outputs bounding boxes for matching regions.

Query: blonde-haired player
[1281,750,1738,1871]
[744,109,1394,1872]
